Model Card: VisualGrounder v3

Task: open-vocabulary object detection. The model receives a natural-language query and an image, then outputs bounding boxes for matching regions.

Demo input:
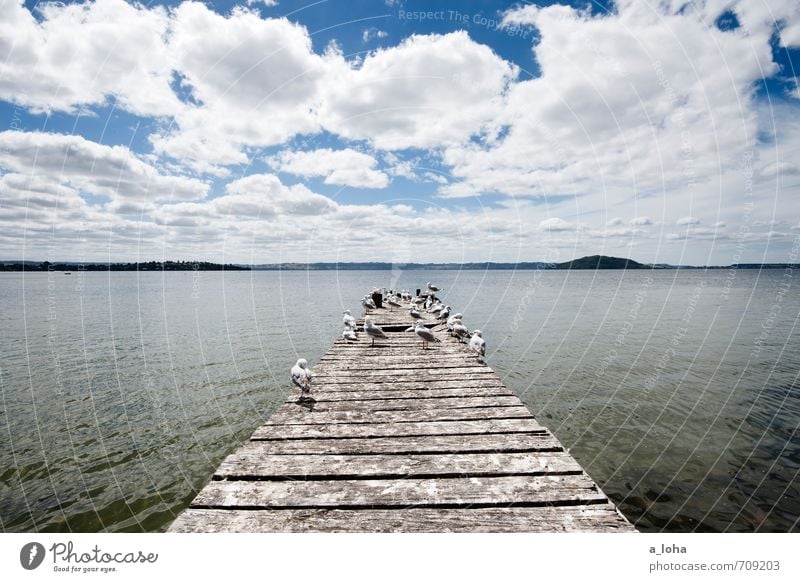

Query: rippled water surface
[1,269,798,532]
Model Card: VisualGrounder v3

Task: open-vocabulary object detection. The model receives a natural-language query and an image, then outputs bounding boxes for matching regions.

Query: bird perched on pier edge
[364,316,388,347]
[342,309,356,329]
[362,295,377,310]
[342,328,358,341]
[291,358,313,398]
[452,320,470,342]
[469,330,486,358]
[407,321,441,350]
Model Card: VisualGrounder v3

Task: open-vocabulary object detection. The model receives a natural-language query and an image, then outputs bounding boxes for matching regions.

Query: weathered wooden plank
[215,451,583,480]
[320,353,479,361]
[291,395,523,412]
[267,405,534,426]
[190,474,606,508]
[169,505,633,532]
[307,385,515,401]
[314,362,486,373]
[315,366,493,378]
[241,432,561,455]
[311,373,498,385]
[299,378,506,392]
[252,417,542,439]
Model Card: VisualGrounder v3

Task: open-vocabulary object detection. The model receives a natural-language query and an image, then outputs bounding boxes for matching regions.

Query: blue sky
[2,0,800,264]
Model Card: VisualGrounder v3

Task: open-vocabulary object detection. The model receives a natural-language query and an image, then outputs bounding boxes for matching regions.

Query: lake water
[1,269,798,532]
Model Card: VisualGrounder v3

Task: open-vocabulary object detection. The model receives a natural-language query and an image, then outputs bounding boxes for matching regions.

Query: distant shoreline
[1,256,797,272]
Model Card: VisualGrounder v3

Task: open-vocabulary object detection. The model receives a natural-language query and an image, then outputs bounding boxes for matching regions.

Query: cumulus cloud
[0,131,209,203]
[539,217,575,231]
[629,216,653,226]
[151,3,334,169]
[444,0,781,203]
[266,148,389,188]
[0,0,181,116]
[362,27,388,43]
[677,216,701,225]
[319,31,518,150]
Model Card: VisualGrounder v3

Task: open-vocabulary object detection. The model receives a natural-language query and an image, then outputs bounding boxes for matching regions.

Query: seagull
[409,321,440,350]
[429,302,444,314]
[427,281,442,293]
[452,321,470,342]
[387,295,401,307]
[447,313,463,332]
[291,358,313,398]
[409,306,423,319]
[469,330,486,358]
[438,305,451,321]
[342,328,358,341]
[342,310,357,329]
[362,295,377,309]
[364,316,388,346]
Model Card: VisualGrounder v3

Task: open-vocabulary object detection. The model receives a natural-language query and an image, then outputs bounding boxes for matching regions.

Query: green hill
[555,255,648,270]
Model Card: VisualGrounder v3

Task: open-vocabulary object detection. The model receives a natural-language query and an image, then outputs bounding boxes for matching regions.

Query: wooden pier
[169,303,635,532]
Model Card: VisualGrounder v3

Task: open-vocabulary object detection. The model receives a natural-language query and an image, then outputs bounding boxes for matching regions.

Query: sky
[1,0,799,265]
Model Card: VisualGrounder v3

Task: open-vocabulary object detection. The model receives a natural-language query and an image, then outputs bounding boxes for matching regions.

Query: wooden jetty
[169,302,635,532]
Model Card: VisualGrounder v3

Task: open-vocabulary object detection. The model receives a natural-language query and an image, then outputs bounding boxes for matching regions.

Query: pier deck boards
[169,303,634,532]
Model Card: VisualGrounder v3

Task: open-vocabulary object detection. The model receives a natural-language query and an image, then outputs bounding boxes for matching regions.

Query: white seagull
[342,310,356,329]
[452,321,470,342]
[447,313,463,331]
[409,306,423,319]
[342,328,358,341]
[362,295,377,310]
[364,316,388,346]
[469,330,486,358]
[291,358,313,397]
[427,281,442,293]
[408,321,440,350]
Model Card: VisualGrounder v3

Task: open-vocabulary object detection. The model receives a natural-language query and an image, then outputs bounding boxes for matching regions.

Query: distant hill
[555,255,649,270]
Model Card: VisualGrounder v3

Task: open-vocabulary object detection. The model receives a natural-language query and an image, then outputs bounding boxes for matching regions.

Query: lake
[0,269,798,532]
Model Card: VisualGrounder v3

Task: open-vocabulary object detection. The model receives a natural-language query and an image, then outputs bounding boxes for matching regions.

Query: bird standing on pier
[447,312,463,332]
[362,295,377,310]
[452,321,470,342]
[469,330,486,358]
[291,358,313,398]
[409,306,423,319]
[342,328,358,341]
[364,316,388,346]
[437,305,451,321]
[342,310,356,329]
[407,321,440,350]
[387,295,401,307]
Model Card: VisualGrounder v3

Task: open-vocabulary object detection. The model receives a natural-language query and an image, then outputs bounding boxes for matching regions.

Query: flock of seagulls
[292,281,488,398]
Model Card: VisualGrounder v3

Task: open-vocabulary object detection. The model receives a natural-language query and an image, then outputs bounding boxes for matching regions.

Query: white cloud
[444,0,779,201]
[0,0,181,116]
[151,3,335,169]
[319,31,518,150]
[266,148,389,188]
[606,217,624,226]
[0,131,209,203]
[629,216,653,226]
[677,216,701,225]
[246,0,279,6]
[362,28,388,43]
[539,217,575,231]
